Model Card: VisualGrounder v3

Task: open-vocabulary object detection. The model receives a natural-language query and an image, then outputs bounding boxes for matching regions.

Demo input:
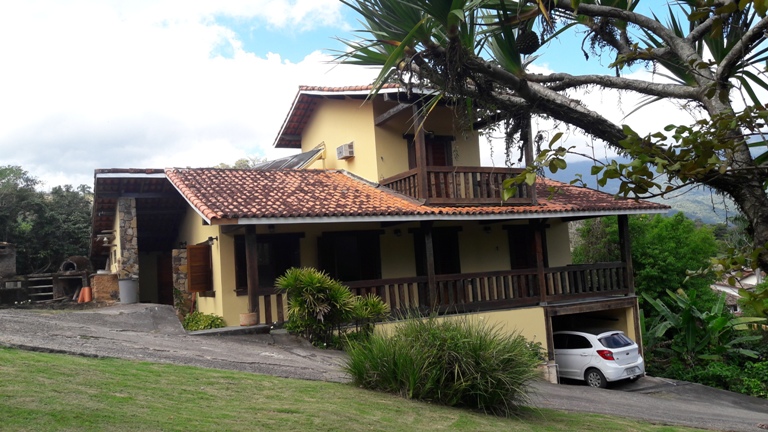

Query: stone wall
[0,242,16,278]
[172,248,192,317]
[118,198,139,279]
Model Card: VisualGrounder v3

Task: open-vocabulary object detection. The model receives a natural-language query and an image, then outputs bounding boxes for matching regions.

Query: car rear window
[598,333,633,348]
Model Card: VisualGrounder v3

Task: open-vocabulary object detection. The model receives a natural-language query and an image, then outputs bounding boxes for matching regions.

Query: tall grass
[344,315,541,416]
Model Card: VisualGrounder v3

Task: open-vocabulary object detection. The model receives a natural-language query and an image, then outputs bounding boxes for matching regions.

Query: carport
[544,297,642,360]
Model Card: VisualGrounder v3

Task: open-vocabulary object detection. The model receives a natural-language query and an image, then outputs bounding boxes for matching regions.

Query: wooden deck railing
[343,263,628,316]
[380,166,532,205]
[259,263,630,325]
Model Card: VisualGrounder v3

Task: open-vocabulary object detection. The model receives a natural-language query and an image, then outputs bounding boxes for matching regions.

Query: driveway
[0,304,766,431]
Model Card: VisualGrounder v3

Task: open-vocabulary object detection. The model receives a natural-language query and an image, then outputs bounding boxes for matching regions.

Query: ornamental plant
[344,314,541,415]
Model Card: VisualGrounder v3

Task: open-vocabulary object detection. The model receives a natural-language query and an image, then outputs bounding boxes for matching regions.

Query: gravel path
[1,304,767,431]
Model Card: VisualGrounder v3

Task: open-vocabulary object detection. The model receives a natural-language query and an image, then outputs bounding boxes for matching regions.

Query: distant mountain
[546,159,735,225]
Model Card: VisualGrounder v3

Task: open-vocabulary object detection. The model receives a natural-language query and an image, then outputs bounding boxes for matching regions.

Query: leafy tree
[0,166,92,274]
[339,0,768,273]
[214,156,267,169]
[573,213,719,313]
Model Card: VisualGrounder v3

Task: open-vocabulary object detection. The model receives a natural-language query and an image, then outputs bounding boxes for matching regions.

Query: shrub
[182,311,226,331]
[344,315,541,415]
[351,293,390,337]
[276,267,355,345]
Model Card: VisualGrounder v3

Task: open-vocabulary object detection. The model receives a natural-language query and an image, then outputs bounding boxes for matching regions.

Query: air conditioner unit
[336,142,354,160]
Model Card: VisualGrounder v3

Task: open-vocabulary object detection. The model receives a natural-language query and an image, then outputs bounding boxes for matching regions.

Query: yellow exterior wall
[299,96,484,183]
[458,224,511,273]
[380,226,417,278]
[546,220,572,267]
[176,207,225,321]
[300,98,378,182]
[376,307,548,351]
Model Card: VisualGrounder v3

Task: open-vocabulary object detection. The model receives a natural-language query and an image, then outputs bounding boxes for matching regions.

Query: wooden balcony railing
[343,262,630,317]
[380,166,533,205]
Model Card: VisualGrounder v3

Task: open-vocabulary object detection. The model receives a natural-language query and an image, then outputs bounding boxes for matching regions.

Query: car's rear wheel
[585,368,607,388]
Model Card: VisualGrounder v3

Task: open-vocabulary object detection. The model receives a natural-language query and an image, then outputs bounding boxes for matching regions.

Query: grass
[0,347,701,432]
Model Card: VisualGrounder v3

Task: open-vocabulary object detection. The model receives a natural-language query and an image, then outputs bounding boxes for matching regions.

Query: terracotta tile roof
[164,168,669,223]
[273,84,405,149]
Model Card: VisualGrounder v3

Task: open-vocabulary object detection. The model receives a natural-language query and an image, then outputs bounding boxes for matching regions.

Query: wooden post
[244,225,260,315]
[533,221,547,305]
[618,215,635,295]
[633,301,644,357]
[413,105,429,202]
[422,221,437,308]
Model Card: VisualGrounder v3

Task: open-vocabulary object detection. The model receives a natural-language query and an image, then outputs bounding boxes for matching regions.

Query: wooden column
[618,215,635,295]
[244,225,260,315]
[413,105,429,201]
[533,221,547,305]
[422,221,437,308]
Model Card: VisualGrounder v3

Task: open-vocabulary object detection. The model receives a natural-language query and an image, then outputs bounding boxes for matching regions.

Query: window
[413,227,461,275]
[318,231,382,282]
[598,333,633,349]
[554,334,593,349]
[505,225,544,269]
[234,234,301,294]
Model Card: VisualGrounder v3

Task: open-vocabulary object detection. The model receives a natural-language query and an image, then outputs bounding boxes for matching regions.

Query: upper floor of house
[273,85,532,206]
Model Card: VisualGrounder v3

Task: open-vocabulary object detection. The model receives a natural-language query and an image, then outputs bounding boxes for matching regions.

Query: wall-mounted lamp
[267,224,276,234]
[394,229,402,237]
[483,226,492,234]
[207,236,218,246]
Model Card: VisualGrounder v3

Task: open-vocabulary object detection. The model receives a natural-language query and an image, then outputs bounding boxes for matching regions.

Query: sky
[0,1,708,190]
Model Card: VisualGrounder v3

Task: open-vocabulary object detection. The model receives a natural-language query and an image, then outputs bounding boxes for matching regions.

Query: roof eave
[214,207,668,226]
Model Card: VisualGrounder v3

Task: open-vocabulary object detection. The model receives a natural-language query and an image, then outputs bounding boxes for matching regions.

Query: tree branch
[716,15,768,84]
[525,72,701,99]
[554,0,714,84]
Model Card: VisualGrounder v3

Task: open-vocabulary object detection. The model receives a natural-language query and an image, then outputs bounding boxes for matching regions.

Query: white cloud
[0,1,372,190]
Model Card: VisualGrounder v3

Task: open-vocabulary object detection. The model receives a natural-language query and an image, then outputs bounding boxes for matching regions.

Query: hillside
[546,159,735,225]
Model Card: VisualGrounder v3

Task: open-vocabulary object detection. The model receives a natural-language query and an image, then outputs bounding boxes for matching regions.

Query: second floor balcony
[380,166,534,205]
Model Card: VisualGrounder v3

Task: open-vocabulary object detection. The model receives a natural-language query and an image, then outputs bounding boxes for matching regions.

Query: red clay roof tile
[164,168,668,222]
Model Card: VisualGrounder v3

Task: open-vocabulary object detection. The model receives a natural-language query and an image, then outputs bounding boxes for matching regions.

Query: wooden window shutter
[187,244,212,293]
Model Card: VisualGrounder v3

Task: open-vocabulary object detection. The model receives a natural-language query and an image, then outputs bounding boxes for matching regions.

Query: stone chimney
[0,242,17,278]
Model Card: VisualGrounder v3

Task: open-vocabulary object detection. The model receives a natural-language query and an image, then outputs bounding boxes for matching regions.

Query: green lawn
[0,348,700,431]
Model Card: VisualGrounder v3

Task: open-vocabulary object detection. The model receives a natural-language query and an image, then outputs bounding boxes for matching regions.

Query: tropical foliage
[0,165,92,274]
[338,0,768,274]
[344,314,541,415]
[275,267,390,347]
[642,288,768,397]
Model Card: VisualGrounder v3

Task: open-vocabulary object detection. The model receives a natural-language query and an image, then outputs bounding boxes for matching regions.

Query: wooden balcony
[344,262,631,316]
[380,166,533,205]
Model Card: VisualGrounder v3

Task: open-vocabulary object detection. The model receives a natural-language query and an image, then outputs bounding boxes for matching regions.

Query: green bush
[182,311,226,331]
[351,293,390,336]
[344,315,541,415]
[276,267,356,345]
[664,360,768,399]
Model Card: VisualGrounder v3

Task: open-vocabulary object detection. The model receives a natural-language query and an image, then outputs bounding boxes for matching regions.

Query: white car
[552,330,645,388]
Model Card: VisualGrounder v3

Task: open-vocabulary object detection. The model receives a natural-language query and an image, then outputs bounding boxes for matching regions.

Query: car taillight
[596,350,615,360]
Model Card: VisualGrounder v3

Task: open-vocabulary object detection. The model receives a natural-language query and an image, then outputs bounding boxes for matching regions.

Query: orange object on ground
[82,286,92,303]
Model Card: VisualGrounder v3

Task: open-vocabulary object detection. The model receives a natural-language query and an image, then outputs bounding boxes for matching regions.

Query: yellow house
[89,85,668,361]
